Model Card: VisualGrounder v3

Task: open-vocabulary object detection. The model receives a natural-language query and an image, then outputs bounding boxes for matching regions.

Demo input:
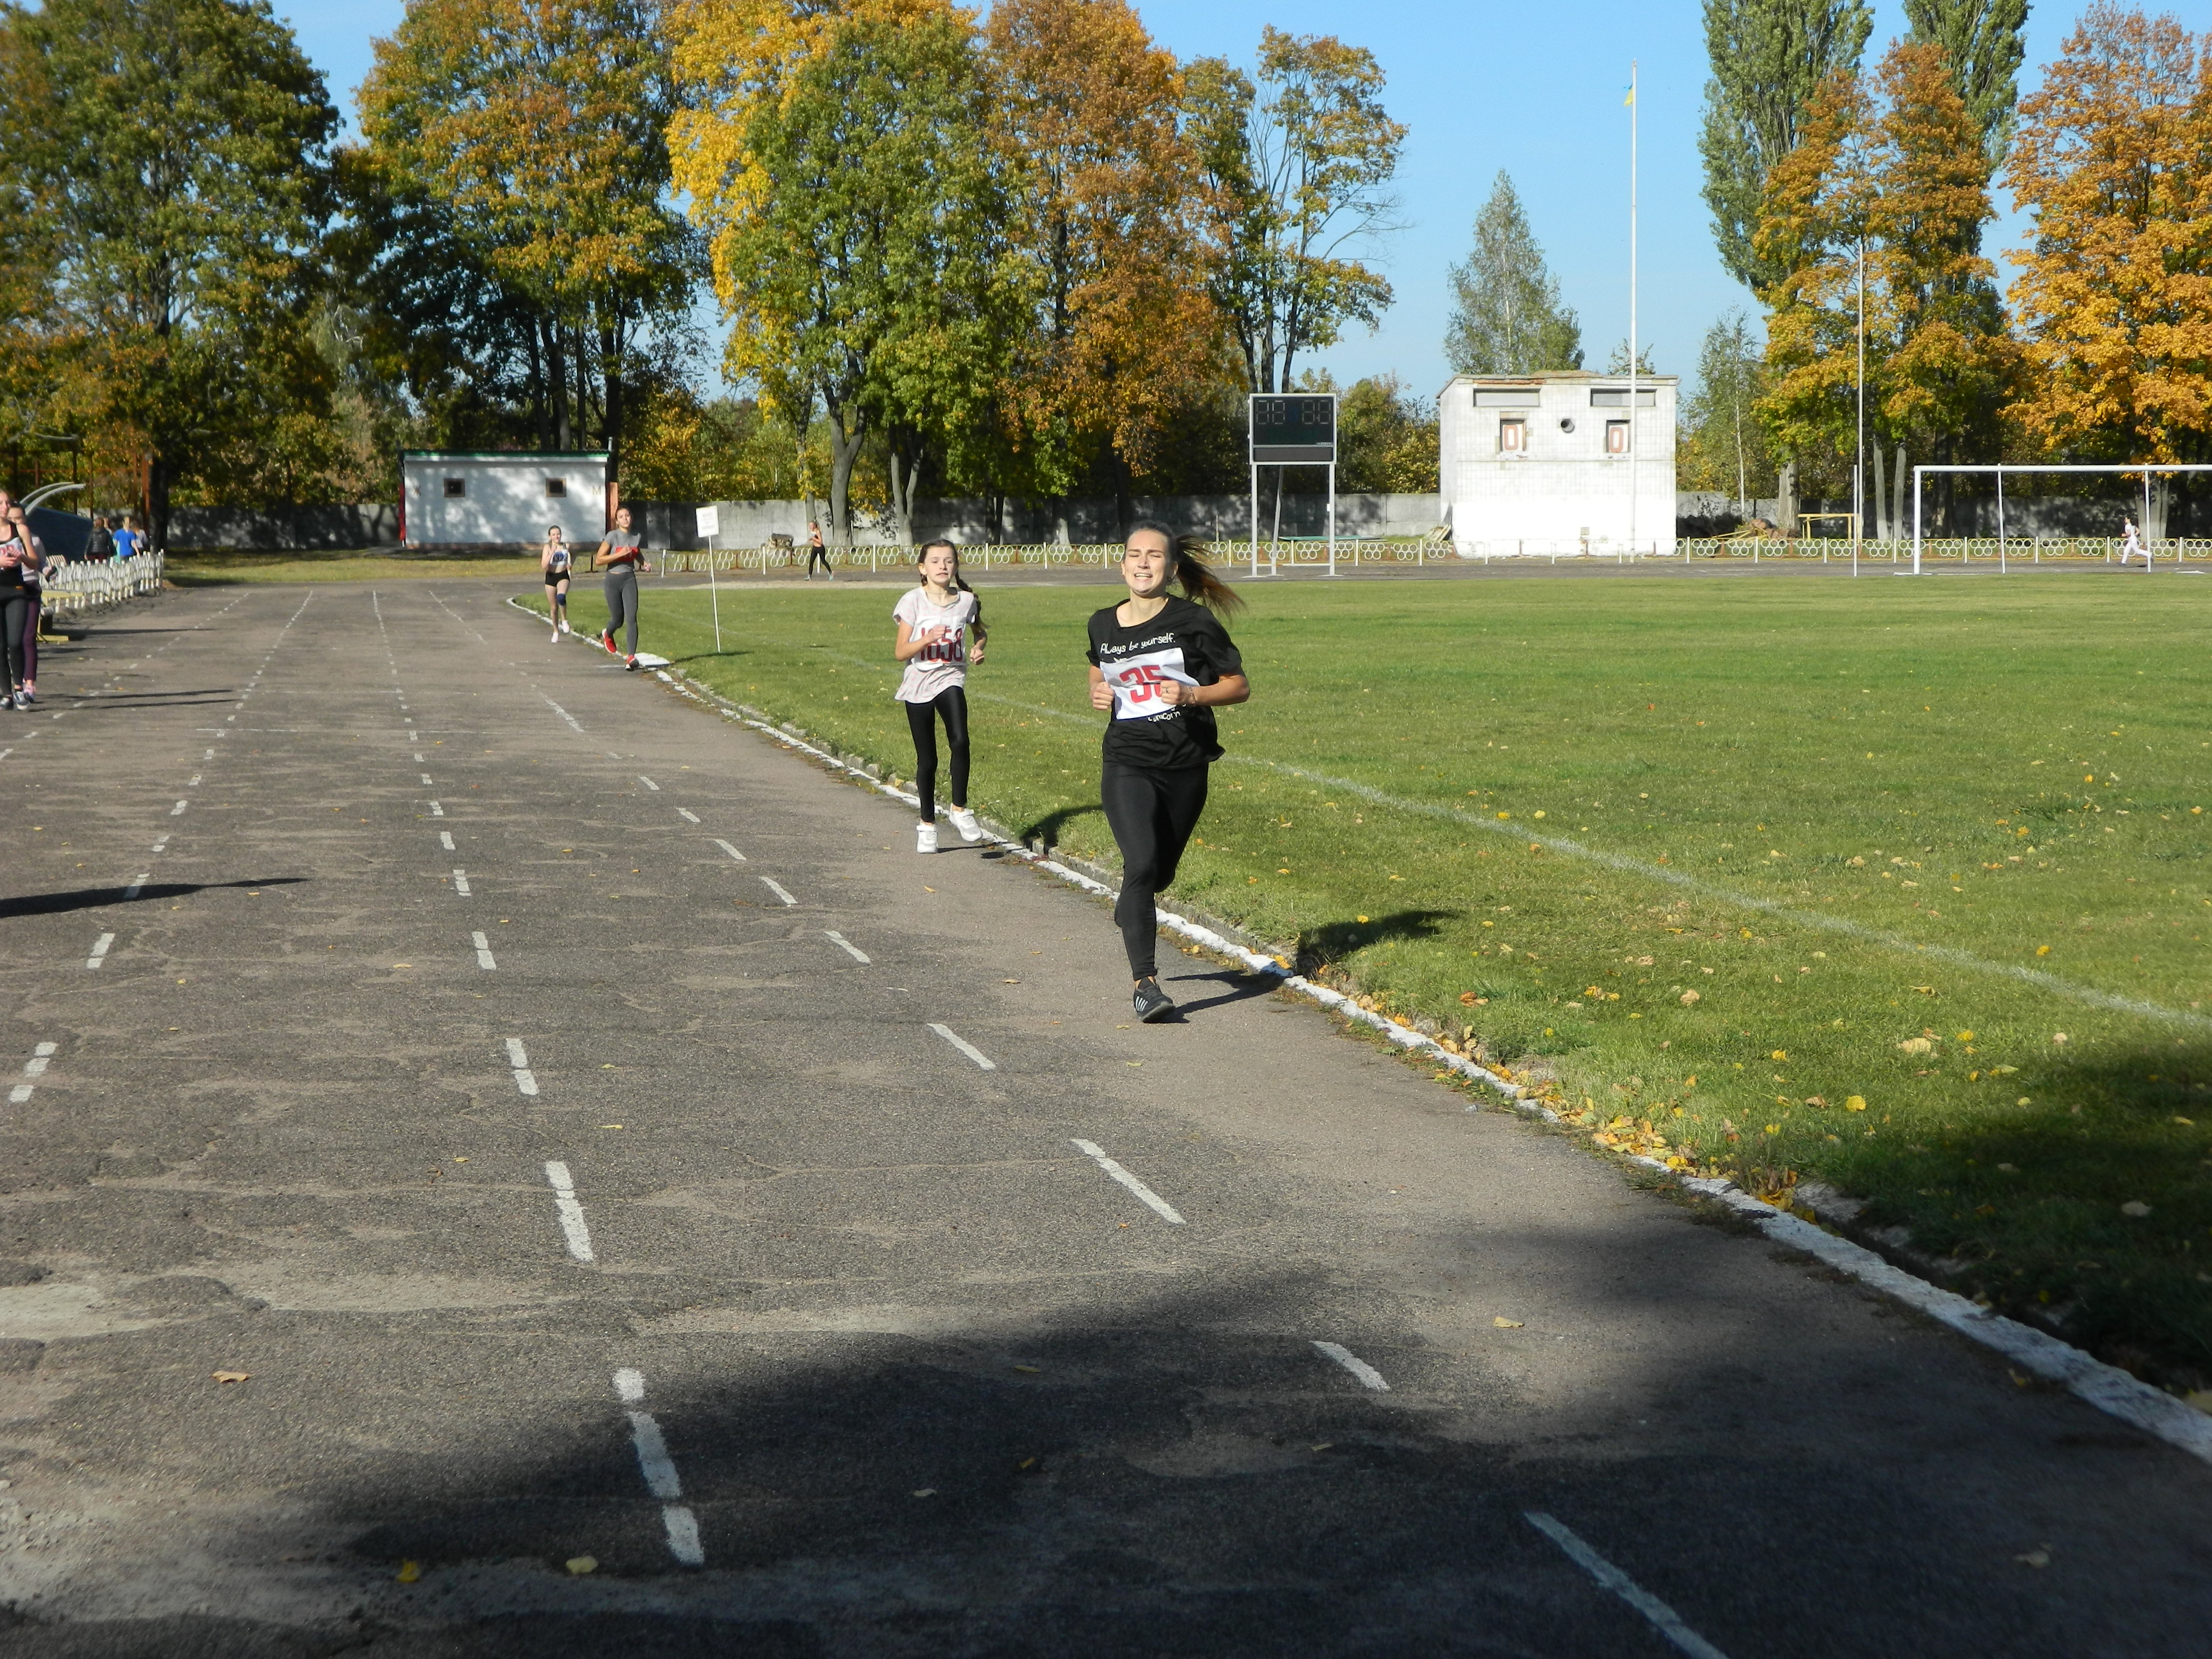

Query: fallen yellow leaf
[1493,1316,1524,1329]
[396,1561,422,1584]
[211,1371,250,1384]
[566,1556,597,1575]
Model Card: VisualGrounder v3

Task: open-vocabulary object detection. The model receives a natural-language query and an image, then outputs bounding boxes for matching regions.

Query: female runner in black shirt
[1086,521,1248,1022]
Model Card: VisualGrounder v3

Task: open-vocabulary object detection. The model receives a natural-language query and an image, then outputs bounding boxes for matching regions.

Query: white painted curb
[507,593,2212,1467]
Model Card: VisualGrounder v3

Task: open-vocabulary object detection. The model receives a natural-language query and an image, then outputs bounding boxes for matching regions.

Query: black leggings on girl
[0,591,29,687]
[904,687,970,823]
[1100,761,1208,981]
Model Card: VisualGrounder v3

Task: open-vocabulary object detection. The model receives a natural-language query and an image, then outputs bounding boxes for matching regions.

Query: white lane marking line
[452,868,472,896]
[0,750,10,762]
[168,800,186,815]
[86,933,114,970]
[414,752,426,762]
[123,873,148,899]
[711,838,746,862]
[440,831,456,850]
[609,1370,706,1567]
[473,930,497,970]
[9,1043,55,1105]
[187,774,201,786]
[929,1023,996,1070]
[428,800,443,816]
[824,930,870,964]
[506,1037,538,1096]
[544,696,583,732]
[151,836,168,854]
[1070,1138,1184,1224]
[1312,1341,1390,1391]
[420,773,434,785]
[675,807,699,823]
[759,876,796,906]
[544,1161,594,1261]
[639,775,660,791]
[1525,1513,1732,1659]
[203,749,215,759]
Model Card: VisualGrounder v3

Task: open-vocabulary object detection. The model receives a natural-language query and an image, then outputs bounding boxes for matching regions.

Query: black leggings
[1100,761,1209,981]
[905,687,970,823]
[604,566,639,654]
[805,545,833,577]
[0,591,29,688]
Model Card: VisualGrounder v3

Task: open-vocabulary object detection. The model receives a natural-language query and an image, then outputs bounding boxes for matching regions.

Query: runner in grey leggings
[591,507,648,668]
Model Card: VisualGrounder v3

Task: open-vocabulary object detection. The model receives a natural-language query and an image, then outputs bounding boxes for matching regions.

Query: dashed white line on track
[611,1369,705,1567]
[150,836,168,854]
[711,838,746,862]
[759,876,796,907]
[473,931,497,970]
[505,1037,539,1096]
[928,1023,997,1071]
[414,753,426,762]
[169,800,187,816]
[86,933,114,971]
[824,930,871,963]
[544,1161,594,1261]
[187,774,201,786]
[122,873,147,899]
[1312,1342,1390,1391]
[452,869,472,896]
[676,808,699,823]
[9,1043,57,1105]
[1524,1512,1731,1659]
[420,773,435,786]
[639,776,660,791]
[1070,1138,1185,1224]
[428,800,443,816]
[440,831,456,850]
[544,696,584,732]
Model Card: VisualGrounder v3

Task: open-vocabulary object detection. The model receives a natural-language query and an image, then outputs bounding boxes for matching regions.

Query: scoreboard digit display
[1249,394,1337,464]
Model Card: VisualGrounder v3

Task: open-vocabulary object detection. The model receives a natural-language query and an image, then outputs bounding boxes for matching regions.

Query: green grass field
[169,548,543,584]
[534,571,2212,1386]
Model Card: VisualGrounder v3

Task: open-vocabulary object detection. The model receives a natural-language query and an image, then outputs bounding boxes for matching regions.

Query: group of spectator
[83,512,145,562]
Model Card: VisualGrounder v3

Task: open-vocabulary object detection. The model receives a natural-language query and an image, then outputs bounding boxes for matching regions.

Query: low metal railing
[656,534,1450,575]
[41,550,164,614]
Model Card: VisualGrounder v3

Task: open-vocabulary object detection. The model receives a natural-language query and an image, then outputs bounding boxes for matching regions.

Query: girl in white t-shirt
[893,539,987,853]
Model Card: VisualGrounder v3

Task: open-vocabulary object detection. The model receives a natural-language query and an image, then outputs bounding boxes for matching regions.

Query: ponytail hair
[916,537,974,593]
[1124,519,1243,613]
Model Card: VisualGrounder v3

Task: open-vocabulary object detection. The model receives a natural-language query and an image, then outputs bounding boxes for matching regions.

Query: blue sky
[285,1,2109,401]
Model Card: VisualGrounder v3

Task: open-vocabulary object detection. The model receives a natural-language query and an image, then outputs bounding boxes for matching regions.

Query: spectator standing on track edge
[893,538,986,855]
[86,515,115,562]
[592,505,648,670]
[1086,521,1249,1024]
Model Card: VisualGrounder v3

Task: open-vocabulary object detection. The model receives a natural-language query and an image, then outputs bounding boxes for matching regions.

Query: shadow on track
[1,877,306,920]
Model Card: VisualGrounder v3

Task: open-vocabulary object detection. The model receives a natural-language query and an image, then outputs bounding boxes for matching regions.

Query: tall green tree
[1185,27,1406,395]
[1699,0,1874,291]
[356,0,695,478]
[1443,172,1583,375]
[1680,311,1772,512]
[0,0,337,540]
[1904,0,2031,163]
[670,0,1006,546]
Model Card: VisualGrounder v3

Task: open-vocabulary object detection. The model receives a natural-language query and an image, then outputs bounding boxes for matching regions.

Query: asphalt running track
[0,581,2205,1657]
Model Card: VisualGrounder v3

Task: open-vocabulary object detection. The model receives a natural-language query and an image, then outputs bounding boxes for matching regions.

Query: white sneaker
[559,619,570,634]
[949,806,982,842]
[916,822,938,854]
[551,628,560,642]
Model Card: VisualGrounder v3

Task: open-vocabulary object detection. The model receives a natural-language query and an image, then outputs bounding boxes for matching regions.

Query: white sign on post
[694,505,720,540]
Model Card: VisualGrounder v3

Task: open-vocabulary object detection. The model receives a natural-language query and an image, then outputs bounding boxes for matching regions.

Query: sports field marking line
[638,775,659,790]
[1070,1138,1185,1224]
[505,1037,538,1096]
[86,933,113,971]
[824,930,871,964]
[187,774,200,786]
[472,931,496,970]
[168,800,186,816]
[414,752,424,762]
[9,1043,56,1105]
[711,838,746,862]
[675,807,699,823]
[440,831,456,851]
[507,593,2212,1462]
[759,876,797,906]
[150,836,167,854]
[542,695,584,733]
[1311,1341,1389,1391]
[928,1023,997,1070]
[609,1369,705,1567]
[451,868,472,897]
[543,1161,594,1261]
[428,800,443,816]
[1524,1512,1731,1659]
[420,773,434,786]
[122,873,147,900]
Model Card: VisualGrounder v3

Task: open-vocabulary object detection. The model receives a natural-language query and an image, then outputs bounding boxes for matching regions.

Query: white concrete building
[400,451,610,548]
[1437,372,1677,556]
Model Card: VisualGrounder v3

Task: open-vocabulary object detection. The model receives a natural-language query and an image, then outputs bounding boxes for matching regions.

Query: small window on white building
[1499,418,1527,454]
[1606,420,1630,455]
[545,478,567,498]
[442,477,466,498]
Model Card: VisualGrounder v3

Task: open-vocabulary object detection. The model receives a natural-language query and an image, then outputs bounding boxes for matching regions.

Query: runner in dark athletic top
[0,505,38,710]
[541,524,573,641]
[591,507,649,669]
[1086,521,1248,1022]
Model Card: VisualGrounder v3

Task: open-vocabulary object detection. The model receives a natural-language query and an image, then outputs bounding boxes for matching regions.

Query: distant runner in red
[1086,521,1248,1023]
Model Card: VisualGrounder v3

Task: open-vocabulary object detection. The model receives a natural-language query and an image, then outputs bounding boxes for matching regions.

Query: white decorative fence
[41,551,164,616]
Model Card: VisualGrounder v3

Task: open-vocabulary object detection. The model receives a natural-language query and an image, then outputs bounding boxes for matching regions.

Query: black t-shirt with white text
[1086,595,1243,770]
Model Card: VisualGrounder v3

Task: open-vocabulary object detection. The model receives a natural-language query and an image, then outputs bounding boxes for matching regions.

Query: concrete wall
[401,454,608,547]
[1440,374,1679,554]
[172,504,401,550]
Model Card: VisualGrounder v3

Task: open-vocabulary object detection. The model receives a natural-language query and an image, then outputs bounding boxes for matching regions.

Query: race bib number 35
[1106,647,1196,718]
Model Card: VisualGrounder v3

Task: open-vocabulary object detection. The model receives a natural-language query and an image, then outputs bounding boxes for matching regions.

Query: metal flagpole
[1627,67,1639,555]
[1855,239,1864,578]
[1250,459,1259,578]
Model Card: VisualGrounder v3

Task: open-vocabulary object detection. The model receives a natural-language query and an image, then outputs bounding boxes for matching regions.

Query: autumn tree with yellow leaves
[1755,41,2012,530]
[2006,3,2212,503]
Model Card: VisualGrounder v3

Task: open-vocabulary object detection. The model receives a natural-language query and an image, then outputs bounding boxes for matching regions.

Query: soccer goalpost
[1910,462,2212,576]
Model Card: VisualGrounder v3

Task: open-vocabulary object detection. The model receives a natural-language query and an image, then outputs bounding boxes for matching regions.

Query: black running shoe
[1132,977,1175,1023]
